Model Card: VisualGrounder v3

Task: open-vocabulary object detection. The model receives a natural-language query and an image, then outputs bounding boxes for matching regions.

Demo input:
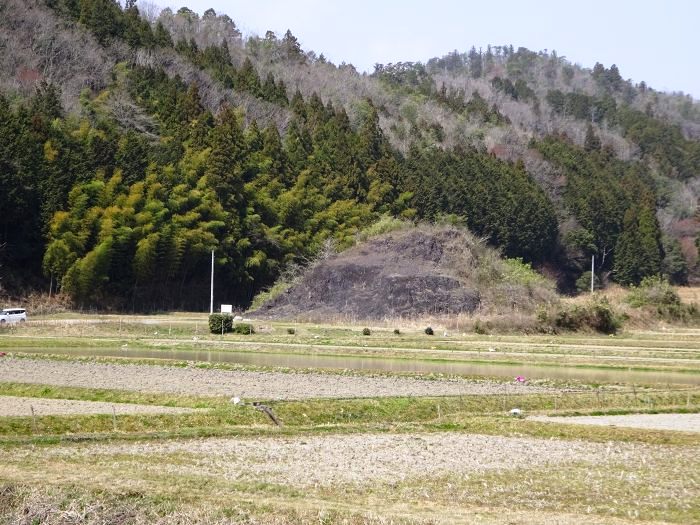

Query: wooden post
[30,405,36,434]
[112,406,117,432]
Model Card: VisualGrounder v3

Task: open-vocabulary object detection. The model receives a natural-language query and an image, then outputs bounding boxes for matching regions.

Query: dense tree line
[401,149,557,262]
[1,65,562,308]
[534,136,684,285]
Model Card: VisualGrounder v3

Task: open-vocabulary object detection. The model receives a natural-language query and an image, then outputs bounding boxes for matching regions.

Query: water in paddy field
[12,346,700,386]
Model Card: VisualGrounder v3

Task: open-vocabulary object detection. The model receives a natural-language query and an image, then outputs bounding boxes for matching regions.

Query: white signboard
[220,304,233,314]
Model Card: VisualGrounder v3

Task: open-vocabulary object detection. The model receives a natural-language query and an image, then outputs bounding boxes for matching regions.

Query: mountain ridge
[0,0,697,309]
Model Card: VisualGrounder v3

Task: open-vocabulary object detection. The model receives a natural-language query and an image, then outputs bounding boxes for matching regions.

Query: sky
[150,0,700,99]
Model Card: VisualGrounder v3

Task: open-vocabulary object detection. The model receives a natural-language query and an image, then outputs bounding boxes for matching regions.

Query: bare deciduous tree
[0,0,112,111]
[137,1,162,24]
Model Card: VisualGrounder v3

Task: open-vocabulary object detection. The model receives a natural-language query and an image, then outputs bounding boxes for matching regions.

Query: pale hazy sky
[151,0,700,99]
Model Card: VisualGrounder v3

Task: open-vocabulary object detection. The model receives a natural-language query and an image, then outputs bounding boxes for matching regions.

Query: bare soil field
[530,413,700,432]
[4,430,696,524]
[8,431,654,488]
[0,358,553,399]
[0,395,195,417]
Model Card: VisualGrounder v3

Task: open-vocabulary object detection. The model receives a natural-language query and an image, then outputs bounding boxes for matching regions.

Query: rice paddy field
[0,313,698,524]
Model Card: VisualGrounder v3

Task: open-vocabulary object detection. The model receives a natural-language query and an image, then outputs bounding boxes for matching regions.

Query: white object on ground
[529,413,700,433]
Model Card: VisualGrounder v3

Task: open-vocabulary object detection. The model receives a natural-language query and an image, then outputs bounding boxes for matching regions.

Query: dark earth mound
[252,227,482,320]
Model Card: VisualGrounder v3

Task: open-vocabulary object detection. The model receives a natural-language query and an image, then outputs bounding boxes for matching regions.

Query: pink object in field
[514,375,526,383]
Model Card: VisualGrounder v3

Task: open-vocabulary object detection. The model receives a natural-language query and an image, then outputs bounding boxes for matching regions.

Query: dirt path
[0,396,195,417]
[0,357,552,399]
[529,413,700,432]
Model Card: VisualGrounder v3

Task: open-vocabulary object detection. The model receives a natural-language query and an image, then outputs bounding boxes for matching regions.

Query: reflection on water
[14,346,700,385]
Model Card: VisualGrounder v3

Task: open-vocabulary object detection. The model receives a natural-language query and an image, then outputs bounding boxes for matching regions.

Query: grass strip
[0,382,224,409]
[1,389,698,446]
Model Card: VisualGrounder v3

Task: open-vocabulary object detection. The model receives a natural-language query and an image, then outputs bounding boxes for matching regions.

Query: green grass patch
[2,415,697,448]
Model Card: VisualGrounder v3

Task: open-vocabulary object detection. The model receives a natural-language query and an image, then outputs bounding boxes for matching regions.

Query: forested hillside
[0,0,698,310]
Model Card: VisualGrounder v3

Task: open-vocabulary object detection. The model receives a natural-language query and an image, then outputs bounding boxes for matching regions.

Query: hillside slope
[253,225,556,321]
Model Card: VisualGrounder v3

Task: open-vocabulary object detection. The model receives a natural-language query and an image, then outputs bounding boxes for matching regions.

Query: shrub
[424,326,434,335]
[209,313,233,334]
[232,323,255,335]
[355,215,411,243]
[362,327,371,336]
[553,297,619,334]
[249,280,295,311]
[473,319,489,334]
[575,271,601,294]
[502,258,548,288]
[393,328,401,335]
[626,276,680,308]
[626,276,700,322]
[656,301,699,322]
[286,327,296,335]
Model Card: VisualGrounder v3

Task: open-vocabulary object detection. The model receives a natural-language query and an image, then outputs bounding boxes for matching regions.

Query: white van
[0,308,27,324]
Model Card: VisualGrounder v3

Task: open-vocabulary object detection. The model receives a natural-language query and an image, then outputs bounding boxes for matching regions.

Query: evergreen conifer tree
[207,106,246,205]
[584,124,601,152]
[153,21,173,47]
[614,204,662,285]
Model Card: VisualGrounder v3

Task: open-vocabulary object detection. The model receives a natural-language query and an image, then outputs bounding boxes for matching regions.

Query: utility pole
[210,250,214,314]
[591,255,595,293]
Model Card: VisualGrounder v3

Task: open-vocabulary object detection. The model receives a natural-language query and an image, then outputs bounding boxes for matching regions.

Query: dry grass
[382,454,700,523]
[563,285,629,306]
[559,284,700,331]
[677,286,700,304]
[1,430,697,524]
[0,482,660,524]
[6,292,72,316]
